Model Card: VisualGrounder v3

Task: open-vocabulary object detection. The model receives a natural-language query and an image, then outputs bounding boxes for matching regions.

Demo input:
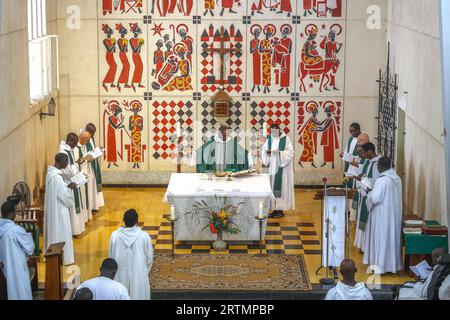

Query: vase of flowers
[187,197,243,251]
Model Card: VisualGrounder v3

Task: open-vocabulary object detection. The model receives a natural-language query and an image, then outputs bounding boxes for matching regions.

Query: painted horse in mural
[151,0,194,16]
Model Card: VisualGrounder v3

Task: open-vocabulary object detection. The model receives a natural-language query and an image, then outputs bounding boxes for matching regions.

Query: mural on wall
[297,22,344,94]
[100,22,146,93]
[102,0,145,16]
[150,23,195,93]
[297,99,342,170]
[248,23,294,95]
[96,0,348,183]
[151,99,194,161]
[249,0,295,17]
[200,23,244,95]
[102,99,147,169]
[300,0,344,18]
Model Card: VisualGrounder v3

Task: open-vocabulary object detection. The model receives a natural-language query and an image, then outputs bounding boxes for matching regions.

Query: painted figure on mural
[151,0,193,17]
[203,0,215,16]
[129,23,145,91]
[102,24,117,92]
[298,101,320,168]
[125,101,144,169]
[298,24,343,93]
[320,29,343,91]
[260,24,275,94]
[153,39,165,77]
[104,101,125,168]
[165,44,193,91]
[277,0,292,17]
[250,25,262,93]
[177,25,193,64]
[303,0,342,17]
[102,0,143,15]
[316,102,340,169]
[271,24,292,94]
[116,24,131,92]
[165,41,174,60]
[250,0,292,16]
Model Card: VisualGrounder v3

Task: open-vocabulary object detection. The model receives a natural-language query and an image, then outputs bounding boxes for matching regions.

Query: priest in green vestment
[341,123,361,188]
[192,125,253,173]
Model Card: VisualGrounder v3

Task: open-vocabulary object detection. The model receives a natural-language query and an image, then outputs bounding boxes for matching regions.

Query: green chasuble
[64,149,82,214]
[358,159,378,232]
[268,135,287,198]
[343,137,360,189]
[86,138,103,192]
[351,158,366,210]
[195,136,250,173]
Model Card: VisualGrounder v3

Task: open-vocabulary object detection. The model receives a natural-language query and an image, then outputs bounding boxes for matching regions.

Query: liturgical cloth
[164,173,275,241]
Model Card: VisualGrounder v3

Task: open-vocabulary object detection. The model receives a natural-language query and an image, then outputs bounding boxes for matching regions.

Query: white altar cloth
[164,173,275,241]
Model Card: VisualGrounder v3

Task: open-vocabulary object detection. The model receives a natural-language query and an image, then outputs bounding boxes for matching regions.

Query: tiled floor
[37,187,413,286]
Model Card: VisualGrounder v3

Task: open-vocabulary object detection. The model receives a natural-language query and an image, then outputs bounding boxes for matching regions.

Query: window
[28,0,57,102]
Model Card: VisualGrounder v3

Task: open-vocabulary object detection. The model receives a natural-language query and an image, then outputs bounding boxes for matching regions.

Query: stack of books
[403,218,424,235]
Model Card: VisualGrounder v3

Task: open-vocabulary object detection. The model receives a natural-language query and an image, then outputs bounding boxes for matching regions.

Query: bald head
[79,131,91,146]
[432,247,448,266]
[340,259,357,283]
[357,133,370,146]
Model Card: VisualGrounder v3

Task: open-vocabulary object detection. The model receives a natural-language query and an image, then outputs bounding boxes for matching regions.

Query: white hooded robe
[0,219,35,300]
[325,281,373,300]
[364,168,403,274]
[44,166,75,265]
[109,226,153,300]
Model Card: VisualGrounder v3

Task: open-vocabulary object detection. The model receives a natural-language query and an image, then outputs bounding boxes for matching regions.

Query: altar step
[152,284,396,300]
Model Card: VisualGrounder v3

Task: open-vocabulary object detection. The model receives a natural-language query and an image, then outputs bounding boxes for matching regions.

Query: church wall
[0,0,60,202]
[387,0,447,224]
[55,0,385,185]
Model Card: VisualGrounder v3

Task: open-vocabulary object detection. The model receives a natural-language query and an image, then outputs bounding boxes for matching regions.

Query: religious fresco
[150,98,194,164]
[95,0,348,184]
[297,22,345,95]
[247,23,295,96]
[148,22,196,94]
[199,22,245,96]
[296,99,343,172]
[101,99,148,171]
[99,21,148,95]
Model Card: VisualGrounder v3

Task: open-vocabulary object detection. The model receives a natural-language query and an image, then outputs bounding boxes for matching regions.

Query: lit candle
[170,205,175,220]
[176,122,181,138]
[258,201,264,219]
[263,123,268,138]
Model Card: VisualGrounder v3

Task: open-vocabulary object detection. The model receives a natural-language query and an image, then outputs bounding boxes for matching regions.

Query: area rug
[150,254,312,291]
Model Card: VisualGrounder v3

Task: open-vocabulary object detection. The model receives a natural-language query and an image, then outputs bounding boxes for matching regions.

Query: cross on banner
[203,26,241,86]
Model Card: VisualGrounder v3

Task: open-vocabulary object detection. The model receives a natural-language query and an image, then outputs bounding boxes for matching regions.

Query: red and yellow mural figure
[298,101,320,167]
[102,24,117,92]
[125,100,145,168]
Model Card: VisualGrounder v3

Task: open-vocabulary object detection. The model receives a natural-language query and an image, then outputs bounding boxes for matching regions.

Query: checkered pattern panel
[143,217,322,256]
[249,100,292,150]
[200,25,244,94]
[200,100,244,143]
[152,100,194,160]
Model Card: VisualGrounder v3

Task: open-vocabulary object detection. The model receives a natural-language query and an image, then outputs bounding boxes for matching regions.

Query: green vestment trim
[268,136,286,198]
[64,149,81,214]
[86,139,103,192]
[358,159,377,232]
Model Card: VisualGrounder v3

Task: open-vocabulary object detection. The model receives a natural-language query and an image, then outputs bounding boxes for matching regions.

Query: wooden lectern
[45,242,65,300]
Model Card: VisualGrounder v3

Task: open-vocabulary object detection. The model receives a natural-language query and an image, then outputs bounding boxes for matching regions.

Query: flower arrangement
[187,197,243,236]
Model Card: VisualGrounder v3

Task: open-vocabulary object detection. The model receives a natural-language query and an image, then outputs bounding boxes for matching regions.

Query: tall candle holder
[166,215,180,256]
[254,215,268,256]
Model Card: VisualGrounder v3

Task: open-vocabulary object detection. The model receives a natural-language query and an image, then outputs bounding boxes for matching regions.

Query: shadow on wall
[405,156,426,219]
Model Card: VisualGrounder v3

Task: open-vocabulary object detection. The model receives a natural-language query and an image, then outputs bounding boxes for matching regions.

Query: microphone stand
[320,178,335,285]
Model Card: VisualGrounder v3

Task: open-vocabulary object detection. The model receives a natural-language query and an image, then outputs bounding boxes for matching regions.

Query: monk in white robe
[59,133,86,236]
[44,153,77,265]
[364,157,403,274]
[109,209,153,300]
[399,247,447,300]
[85,123,105,210]
[354,142,380,251]
[78,131,94,222]
[261,124,295,218]
[0,201,35,300]
[77,258,130,300]
[325,259,373,300]
[439,274,450,300]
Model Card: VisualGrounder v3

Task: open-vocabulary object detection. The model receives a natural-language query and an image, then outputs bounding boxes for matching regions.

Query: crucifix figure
[204,26,241,117]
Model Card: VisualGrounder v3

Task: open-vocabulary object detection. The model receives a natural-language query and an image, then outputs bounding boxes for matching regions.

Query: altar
[164,173,274,241]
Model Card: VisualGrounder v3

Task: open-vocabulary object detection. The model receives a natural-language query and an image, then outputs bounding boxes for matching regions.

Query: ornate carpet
[150,254,312,291]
